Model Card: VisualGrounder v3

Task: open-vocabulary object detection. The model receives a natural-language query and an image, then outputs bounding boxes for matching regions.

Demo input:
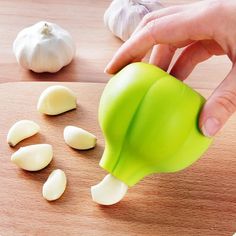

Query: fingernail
[201,117,221,137]
[104,66,108,74]
[104,63,111,74]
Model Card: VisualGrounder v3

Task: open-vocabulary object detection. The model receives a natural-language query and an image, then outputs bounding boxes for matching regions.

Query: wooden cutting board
[0,82,235,236]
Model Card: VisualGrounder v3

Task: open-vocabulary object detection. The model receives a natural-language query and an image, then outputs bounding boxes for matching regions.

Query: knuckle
[142,12,155,25]
[188,55,197,68]
[168,44,177,54]
[215,89,236,115]
[205,0,223,14]
[145,20,158,43]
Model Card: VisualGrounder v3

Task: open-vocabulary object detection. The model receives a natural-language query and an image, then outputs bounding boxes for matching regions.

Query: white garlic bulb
[104,0,163,41]
[13,21,76,73]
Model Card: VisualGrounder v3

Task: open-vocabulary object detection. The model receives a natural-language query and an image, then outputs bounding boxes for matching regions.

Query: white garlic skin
[37,85,77,115]
[7,120,40,147]
[64,126,97,150]
[91,174,128,205]
[11,144,53,171]
[104,0,163,41]
[13,21,76,73]
[43,169,67,201]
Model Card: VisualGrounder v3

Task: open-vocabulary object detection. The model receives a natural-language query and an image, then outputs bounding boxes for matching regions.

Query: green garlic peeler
[98,62,213,187]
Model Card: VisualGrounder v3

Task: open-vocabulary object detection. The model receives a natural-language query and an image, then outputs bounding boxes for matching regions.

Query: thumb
[199,63,236,137]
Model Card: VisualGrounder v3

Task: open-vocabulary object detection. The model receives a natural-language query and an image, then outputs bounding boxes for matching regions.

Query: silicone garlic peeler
[99,62,213,187]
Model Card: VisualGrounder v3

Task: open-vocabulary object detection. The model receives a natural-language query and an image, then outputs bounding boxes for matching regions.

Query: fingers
[149,45,177,71]
[137,4,196,71]
[170,40,224,80]
[105,11,200,74]
[170,41,212,80]
[199,64,236,137]
[133,4,190,35]
[149,40,193,71]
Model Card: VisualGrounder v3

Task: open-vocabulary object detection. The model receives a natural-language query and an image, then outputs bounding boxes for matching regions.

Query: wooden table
[0,82,235,236]
[0,0,232,89]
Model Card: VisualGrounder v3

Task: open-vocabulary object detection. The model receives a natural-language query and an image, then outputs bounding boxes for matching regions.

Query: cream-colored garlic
[7,120,40,147]
[37,85,77,115]
[91,174,128,205]
[42,169,67,201]
[104,0,163,41]
[64,126,96,150]
[11,144,53,171]
[13,21,76,73]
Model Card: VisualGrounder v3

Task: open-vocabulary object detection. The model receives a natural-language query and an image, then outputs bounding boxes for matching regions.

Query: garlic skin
[64,126,97,150]
[37,85,77,115]
[42,169,67,201]
[91,174,128,205]
[7,120,40,147]
[13,21,76,73]
[11,144,53,171]
[104,0,163,41]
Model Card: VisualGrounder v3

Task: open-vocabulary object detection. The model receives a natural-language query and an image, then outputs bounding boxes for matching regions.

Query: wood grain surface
[0,82,235,236]
[0,0,232,89]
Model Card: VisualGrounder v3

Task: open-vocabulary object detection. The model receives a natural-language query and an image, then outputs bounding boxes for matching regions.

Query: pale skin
[105,0,236,137]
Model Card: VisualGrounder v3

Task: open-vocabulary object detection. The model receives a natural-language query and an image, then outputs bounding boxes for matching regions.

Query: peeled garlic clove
[104,0,163,41]
[13,21,76,73]
[91,174,128,205]
[7,120,40,147]
[11,144,53,171]
[42,169,67,201]
[37,85,77,115]
[64,125,96,150]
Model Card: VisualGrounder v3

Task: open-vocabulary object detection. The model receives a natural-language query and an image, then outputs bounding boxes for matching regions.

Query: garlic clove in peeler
[98,62,213,187]
[91,174,128,205]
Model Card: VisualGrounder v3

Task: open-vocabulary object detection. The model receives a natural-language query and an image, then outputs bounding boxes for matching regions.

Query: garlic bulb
[104,0,163,41]
[13,21,76,73]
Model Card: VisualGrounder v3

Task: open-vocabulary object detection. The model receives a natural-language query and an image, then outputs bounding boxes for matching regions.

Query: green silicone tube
[99,62,213,187]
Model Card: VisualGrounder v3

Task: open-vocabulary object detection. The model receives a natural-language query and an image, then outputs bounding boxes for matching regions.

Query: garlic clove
[37,85,77,115]
[42,169,67,201]
[11,144,53,171]
[104,0,163,41]
[64,125,96,150]
[7,120,40,147]
[13,21,76,73]
[91,174,128,205]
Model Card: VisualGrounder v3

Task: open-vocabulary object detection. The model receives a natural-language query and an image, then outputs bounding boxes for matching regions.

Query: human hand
[105,0,236,137]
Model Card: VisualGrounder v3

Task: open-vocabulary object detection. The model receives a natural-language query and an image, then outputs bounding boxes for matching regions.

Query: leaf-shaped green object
[99,63,212,187]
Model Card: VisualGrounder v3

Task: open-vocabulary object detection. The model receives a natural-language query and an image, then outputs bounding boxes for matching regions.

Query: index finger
[105,11,209,74]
